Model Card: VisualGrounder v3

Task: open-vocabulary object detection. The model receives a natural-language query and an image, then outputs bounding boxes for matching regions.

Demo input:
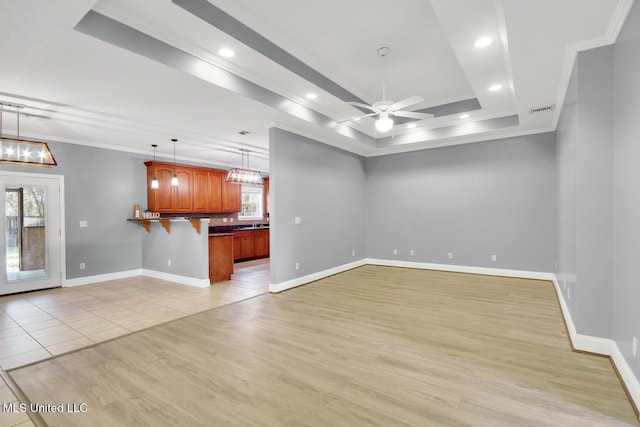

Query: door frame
[0,171,66,292]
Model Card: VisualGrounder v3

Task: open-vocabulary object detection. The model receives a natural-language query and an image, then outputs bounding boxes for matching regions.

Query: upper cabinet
[263,177,270,215]
[145,162,240,214]
[221,178,241,213]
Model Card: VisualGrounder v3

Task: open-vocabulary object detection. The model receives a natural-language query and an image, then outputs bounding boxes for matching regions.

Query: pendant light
[171,138,179,187]
[0,104,56,167]
[226,149,263,186]
[150,144,159,189]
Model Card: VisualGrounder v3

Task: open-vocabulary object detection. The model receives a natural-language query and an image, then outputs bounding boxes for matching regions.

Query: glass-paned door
[0,174,62,295]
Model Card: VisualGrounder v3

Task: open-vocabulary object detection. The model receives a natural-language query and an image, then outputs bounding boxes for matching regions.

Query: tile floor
[0,376,34,427]
[0,259,269,427]
[0,258,269,371]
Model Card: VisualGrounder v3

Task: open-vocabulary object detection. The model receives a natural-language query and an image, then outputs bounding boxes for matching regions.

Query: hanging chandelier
[226,149,263,186]
[0,104,57,167]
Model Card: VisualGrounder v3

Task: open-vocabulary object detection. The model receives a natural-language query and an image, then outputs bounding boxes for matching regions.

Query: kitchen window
[239,185,264,220]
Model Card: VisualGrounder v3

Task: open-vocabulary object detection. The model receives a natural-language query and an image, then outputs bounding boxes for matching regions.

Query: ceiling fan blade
[393,111,434,120]
[389,95,424,111]
[347,101,378,112]
[338,112,378,124]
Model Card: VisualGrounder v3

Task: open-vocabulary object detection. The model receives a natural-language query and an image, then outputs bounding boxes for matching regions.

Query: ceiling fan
[345,47,434,133]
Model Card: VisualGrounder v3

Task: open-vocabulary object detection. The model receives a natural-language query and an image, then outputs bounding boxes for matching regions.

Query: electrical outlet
[554,261,558,271]
[567,286,570,300]
[448,252,453,259]
[352,250,355,257]
[633,337,638,358]
[80,262,85,270]
[79,220,88,228]
[168,259,171,266]
[223,218,228,223]
[294,216,302,224]
[295,262,299,270]
[393,249,398,255]
[491,254,497,262]
[410,250,415,256]
[230,218,234,223]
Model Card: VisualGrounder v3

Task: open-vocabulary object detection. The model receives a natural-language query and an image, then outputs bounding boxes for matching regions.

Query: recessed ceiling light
[474,37,493,48]
[305,93,318,100]
[218,48,235,58]
[459,113,470,119]
[489,84,503,92]
[407,123,416,129]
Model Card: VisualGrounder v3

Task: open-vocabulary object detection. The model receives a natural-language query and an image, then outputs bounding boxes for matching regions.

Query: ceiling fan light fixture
[375,112,394,133]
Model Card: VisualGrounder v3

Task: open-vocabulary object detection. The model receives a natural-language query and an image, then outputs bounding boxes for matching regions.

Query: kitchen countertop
[210,226,270,233]
[208,233,235,237]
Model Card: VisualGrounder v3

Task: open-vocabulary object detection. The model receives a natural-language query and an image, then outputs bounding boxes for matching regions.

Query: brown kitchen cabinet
[145,161,193,212]
[145,161,240,214]
[193,170,223,213]
[233,230,255,260]
[263,177,270,215]
[254,228,269,258]
[221,177,241,213]
[233,228,270,261]
[208,234,233,283]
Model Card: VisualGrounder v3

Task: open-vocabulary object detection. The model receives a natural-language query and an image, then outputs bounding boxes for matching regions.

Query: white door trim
[0,171,66,291]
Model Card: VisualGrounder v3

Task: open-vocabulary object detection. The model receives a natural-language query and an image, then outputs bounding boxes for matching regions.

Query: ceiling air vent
[529,104,555,114]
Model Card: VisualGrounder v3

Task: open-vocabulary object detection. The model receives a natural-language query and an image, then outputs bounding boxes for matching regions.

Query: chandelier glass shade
[226,149,263,186]
[0,106,57,167]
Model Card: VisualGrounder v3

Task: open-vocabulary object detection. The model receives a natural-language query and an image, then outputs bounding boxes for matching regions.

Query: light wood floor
[7,266,639,426]
[0,259,269,371]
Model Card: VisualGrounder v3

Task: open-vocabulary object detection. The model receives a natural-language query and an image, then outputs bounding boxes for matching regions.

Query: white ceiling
[0,0,634,171]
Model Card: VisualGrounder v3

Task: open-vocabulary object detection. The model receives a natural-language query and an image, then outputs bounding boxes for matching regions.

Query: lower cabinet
[233,229,270,261]
[254,229,269,258]
[233,231,255,260]
[209,235,234,284]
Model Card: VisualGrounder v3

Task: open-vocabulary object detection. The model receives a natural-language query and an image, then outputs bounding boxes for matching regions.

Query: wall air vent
[529,104,555,114]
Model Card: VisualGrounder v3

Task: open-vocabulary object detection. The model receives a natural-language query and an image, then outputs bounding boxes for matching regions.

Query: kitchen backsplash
[207,212,269,227]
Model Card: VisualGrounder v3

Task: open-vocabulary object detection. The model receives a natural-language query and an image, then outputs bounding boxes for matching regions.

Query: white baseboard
[63,269,210,288]
[63,269,142,287]
[141,269,210,288]
[268,259,640,418]
[268,259,367,293]
[365,258,556,281]
[611,342,640,416]
[269,258,554,294]
[552,275,640,418]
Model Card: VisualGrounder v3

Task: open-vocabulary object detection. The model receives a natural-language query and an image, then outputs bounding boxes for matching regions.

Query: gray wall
[556,0,640,379]
[556,46,615,338]
[613,0,640,378]
[365,134,557,272]
[0,140,147,279]
[269,128,366,284]
[141,220,208,280]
